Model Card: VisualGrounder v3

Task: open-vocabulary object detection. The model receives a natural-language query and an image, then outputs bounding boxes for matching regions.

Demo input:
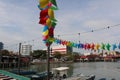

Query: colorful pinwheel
[39,0,58,46]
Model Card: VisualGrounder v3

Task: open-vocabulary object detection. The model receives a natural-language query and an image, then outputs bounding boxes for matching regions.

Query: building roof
[43,45,67,54]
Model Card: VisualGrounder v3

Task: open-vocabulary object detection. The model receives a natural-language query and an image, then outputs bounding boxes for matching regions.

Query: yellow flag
[46,18,51,27]
[48,9,54,18]
[48,37,54,42]
[95,43,100,50]
[40,0,49,8]
[42,30,48,36]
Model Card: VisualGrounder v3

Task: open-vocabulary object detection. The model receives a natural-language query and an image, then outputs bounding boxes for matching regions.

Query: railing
[0,70,30,80]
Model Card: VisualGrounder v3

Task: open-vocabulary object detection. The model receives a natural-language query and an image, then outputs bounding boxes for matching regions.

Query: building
[21,45,32,56]
[0,42,3,50]
[50,45,73,54]
[66,46,73,53]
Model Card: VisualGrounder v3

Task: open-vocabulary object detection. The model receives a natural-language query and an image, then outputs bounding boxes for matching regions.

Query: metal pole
[78,33,81,54]
[47,44,50,80]
[18,43,21,75]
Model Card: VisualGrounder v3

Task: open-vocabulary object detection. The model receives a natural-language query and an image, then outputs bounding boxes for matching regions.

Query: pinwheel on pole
[38,0,58,80]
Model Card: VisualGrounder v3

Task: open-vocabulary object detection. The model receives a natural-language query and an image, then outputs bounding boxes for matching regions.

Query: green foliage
[63,52,80,61]
[53,51,61,59]
[62,52,74,61]
[72,52,79,55]
[67,54,74,61]
[0,50,10,56]
[72,52,80,61]
[31,50,47,59]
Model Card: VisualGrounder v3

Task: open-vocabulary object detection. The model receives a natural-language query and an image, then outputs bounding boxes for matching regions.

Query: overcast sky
[0,0,120,52]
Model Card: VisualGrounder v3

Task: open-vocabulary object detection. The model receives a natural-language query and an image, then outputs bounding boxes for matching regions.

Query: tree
[73,52,80,61]
[53,51,62,59]
[40,50,47,59]
[63,52,76,61]
[0,50,10,56]
[30,50,47,59]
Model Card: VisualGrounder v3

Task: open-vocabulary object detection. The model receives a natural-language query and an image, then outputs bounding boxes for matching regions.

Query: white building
[21,45,32,56]
[51,45,66,54]
[44,45,73,54]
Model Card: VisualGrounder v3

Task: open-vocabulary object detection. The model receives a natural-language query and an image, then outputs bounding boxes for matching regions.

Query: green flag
[50,0,58,7]
[50,6,58,10]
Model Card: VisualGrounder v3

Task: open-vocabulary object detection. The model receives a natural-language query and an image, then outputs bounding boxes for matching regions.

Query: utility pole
[47,43,51,80]
[18,43,21,75]
[78,33,81,54]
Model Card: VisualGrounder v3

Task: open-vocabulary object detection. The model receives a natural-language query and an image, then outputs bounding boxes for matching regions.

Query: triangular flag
[50,6,58,10]
[50,0,58,7]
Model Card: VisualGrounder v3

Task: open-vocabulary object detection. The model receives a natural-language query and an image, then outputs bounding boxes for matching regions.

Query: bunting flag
[112,44,117,51]
[38,0,120,52]
[38,0,58,46]
[106,43,111,51]
[53,38,120,52]
[118,43,120,49]
[101,43,105,50]
[94,43,100,50]
[90,43,95,50]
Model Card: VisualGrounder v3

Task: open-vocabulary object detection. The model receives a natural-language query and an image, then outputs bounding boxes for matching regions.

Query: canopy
[52,67,69,71]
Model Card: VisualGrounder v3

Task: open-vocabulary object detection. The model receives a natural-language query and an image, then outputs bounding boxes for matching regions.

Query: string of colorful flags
[53,38,120,51]
[38,0,58,46]
[38,0,120,52]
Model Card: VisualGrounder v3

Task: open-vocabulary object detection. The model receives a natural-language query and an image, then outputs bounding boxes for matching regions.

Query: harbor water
[28,62,120,80]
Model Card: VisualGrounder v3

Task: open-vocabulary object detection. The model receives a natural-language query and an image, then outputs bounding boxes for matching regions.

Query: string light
[55,23,120,37]
[4,23,120,51]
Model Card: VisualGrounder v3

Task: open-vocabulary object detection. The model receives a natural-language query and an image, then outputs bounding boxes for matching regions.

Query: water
[29,62,120,80]
[73,62,120,80]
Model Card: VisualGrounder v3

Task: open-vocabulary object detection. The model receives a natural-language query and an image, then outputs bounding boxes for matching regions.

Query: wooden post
[47,44,50,80]
[18,43,21,75]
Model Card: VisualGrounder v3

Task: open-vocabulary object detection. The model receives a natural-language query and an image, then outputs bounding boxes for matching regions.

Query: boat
[25,67,69,80]
[116,59,120,62]
[52,67,69,79]
[62,74,95,80]
[98,78,116,80]
[22,67,95,80]
[26,71,53,80]
[10,69,37,75]
[52,67,95,80]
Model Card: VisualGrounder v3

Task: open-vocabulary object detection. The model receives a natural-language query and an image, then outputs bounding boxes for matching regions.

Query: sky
[0,0,120,52]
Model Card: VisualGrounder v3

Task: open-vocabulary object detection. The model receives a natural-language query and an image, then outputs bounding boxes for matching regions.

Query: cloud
[55,0,120,43]
[0,1,41,41]
[1,0,120,52]
[0,0,45,50]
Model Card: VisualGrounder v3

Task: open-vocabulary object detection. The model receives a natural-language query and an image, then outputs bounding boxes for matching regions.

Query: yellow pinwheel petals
[39,0,49,8]
[48,9,54,18]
